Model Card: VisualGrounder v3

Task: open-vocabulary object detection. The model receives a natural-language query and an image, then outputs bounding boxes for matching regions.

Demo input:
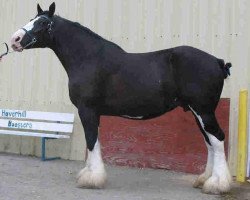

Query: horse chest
[68,78,101,107]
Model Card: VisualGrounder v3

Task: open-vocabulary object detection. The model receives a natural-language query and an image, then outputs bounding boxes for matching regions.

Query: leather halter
[21,15,54,49]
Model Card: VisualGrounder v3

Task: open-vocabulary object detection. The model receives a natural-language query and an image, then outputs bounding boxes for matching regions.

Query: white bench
[0,109,74,161]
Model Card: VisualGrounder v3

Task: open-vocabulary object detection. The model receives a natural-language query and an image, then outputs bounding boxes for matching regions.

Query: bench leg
[41,137,46,161]
[41,137,61,161]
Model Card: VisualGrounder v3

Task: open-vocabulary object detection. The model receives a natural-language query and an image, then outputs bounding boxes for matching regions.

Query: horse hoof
[193,173,210,189]
[76,167,107,189]
[202,176,231,195]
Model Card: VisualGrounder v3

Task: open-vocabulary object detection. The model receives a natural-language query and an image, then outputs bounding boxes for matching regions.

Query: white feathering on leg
[202,134,232,194]
[188,106,231,194]
[193,141,214,188]
[77,139,107,188]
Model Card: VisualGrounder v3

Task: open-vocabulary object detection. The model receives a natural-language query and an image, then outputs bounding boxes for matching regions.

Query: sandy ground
[0,153,249,200]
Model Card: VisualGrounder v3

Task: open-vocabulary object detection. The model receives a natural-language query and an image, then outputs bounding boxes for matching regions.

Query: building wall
[0,0,249,174]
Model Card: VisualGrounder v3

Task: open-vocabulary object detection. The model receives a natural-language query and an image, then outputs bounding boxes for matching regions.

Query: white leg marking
[202,134,232,194]
[189,106,231,194]
[189,106,214,188]
[188,106,205,130]
[193,141,214,188]
[77,139,107,188]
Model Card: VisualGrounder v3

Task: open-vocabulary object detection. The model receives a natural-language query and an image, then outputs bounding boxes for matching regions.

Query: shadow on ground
[221,182,250,200]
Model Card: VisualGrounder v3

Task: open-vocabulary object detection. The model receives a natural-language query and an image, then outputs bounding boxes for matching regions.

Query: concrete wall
[0,0,250,174]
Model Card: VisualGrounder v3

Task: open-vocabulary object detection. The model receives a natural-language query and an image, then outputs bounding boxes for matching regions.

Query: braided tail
[217,58,232,79]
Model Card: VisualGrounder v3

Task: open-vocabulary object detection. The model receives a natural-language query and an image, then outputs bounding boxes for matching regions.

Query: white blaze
[23,17,41,31]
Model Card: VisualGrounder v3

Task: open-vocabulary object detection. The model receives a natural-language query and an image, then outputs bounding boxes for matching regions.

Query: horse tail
[217,58,232,79]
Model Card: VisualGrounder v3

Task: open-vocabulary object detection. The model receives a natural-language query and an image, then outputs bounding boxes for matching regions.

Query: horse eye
[30,19,33,22]
[40,21,46,25]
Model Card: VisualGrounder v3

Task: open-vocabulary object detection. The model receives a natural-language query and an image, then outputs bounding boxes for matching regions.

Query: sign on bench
[0,109,74,160]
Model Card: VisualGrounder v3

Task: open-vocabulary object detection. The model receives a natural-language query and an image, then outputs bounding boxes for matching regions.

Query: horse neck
[50,17,124,75]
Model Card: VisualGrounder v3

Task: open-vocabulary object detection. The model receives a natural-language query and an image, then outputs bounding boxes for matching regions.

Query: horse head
[11,2,55,52]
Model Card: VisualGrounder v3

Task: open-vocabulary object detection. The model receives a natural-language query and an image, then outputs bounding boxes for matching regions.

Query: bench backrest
[0,109,74,135]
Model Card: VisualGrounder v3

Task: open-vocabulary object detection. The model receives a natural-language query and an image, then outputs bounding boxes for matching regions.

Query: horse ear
[37,4,43,14]
[48,2,55,17]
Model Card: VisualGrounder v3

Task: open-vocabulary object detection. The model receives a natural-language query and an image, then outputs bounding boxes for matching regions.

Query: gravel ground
[0,153,249,200]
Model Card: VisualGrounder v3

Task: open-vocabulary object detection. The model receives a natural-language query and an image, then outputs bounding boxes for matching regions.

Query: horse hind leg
[190,110,214,189]
[189,106,232,194]
[193,140,214,189]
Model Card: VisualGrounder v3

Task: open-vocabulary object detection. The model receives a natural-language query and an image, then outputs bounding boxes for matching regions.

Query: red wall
[99,99,230,174]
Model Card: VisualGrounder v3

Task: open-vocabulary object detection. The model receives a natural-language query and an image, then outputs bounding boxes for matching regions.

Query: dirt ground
[0,153,249,200]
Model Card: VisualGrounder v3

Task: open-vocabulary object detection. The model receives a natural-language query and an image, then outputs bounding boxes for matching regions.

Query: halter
[21,15,54,49]
[1,16,54,57]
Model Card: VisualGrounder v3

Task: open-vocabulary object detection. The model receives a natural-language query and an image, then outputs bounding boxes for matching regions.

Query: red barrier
[100,99,229,174]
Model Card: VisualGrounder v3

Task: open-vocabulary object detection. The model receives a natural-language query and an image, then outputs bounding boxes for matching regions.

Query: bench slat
[0,129,70,138]
[0,109,74,122]
[0,119,73,133]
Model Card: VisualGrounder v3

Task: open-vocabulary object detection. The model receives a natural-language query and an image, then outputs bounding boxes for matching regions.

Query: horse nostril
[11,44,17,49]
[15,36,21,42]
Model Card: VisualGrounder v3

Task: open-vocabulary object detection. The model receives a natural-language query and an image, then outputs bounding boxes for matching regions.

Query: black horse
[11,3,232,194]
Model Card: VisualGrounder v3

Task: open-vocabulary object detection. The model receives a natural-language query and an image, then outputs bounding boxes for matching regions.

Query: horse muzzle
[10,29,26,52]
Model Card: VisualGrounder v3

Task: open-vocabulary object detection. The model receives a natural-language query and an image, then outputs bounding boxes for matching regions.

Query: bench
[0,108,74,161]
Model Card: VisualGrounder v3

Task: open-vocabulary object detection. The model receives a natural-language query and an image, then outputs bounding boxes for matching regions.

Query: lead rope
[0,43,9,57]
[0,38,37,57]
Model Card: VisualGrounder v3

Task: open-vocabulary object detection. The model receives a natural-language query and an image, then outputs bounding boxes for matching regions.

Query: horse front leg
[76,105,107,188]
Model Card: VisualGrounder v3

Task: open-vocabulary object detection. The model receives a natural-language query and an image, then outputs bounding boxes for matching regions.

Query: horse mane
[54,15,124,51]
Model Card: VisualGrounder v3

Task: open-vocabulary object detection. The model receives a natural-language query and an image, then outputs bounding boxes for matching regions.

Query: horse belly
[102,90,177,119]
